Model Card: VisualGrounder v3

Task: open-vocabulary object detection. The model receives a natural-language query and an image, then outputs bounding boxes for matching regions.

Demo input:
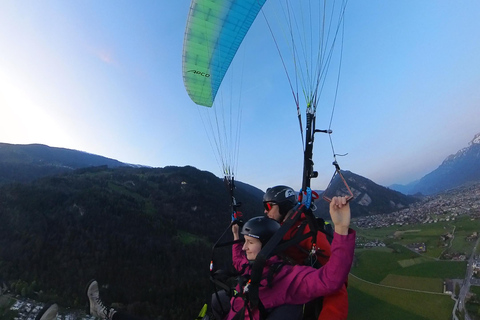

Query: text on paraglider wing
[188,69,210,77]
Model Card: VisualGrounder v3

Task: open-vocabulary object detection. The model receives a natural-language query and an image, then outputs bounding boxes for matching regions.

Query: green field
[380,274,443,292]
[348,275,454,320]
[354,247,466,280]
[397,256,430,268]
[355,215,480,259]
[348,216,479,319]
[471,287,480,296]
[393,260,466,278]
[348,285,430,320]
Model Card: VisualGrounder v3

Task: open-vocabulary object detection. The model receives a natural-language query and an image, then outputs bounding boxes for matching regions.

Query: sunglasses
[263,202,277,211]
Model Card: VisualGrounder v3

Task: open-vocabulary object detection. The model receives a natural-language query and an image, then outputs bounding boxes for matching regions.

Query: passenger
[223,195,354,320]
[263,185,349,320]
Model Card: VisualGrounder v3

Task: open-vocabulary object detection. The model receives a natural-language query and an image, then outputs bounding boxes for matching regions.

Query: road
[456,236,480,320]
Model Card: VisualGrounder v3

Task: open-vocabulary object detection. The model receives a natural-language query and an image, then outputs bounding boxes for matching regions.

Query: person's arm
[273,196,355,304]
[278,230,355,305]
[231,223,247,271]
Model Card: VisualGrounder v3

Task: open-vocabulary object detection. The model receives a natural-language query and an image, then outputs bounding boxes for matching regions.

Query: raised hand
[329,196,351,235]
[232,223,240,241]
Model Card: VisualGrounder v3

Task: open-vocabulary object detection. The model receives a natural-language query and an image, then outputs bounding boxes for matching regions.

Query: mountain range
[0,143,126,185]
[0,137,478,318]
[314,170,417,219]
[0,142,416,219]
[390,133,480,195]
[1,134,480,218]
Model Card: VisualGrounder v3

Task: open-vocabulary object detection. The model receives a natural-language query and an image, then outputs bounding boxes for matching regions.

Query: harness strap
[210,276,233,294]
[248,203,329,318]
[266,262,285,288]
[231,306,246,320]
[271,230,315,255]
[249,203,306,309]
[303,208,319,250]
[231,276,269,320]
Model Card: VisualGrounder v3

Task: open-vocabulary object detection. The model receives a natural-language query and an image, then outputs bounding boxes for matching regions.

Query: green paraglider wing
[182,0,266,107]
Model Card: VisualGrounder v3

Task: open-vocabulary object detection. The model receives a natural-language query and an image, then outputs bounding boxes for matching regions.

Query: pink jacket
[226,229,356,320]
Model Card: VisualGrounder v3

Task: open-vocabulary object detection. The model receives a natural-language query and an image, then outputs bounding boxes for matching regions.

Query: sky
[1,1,480,193]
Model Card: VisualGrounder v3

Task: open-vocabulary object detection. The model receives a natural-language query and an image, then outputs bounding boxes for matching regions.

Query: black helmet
[263,185,297,216]
[241,216,280,246]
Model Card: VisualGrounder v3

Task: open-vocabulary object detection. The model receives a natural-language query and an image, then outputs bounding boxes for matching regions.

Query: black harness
[210,203,333,320]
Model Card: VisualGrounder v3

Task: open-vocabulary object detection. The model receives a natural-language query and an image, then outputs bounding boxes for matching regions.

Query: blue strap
[299,187,312,209]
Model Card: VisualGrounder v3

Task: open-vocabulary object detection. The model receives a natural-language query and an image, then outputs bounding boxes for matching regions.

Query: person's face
[242,235,262,261]
[264,202,282,222]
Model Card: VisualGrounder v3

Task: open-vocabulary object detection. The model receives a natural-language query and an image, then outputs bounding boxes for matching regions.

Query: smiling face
[242,235,262,261]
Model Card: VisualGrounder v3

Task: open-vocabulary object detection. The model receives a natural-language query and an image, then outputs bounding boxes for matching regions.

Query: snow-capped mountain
[443,133,480,163]
[391,133,480,195]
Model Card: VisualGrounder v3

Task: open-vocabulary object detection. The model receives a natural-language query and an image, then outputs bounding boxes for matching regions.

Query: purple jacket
[226,229,356,320]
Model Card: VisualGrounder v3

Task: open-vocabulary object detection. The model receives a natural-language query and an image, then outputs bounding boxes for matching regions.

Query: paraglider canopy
[182,0,266,107]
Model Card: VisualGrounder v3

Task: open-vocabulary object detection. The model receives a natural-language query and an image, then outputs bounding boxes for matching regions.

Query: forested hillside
[0,143,126,185]
[0,165,263,319]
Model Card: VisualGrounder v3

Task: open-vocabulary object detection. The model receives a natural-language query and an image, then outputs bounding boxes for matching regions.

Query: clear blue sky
[1,1,479,192]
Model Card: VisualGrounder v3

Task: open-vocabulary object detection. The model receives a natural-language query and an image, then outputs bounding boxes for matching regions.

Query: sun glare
[0,70,74,148]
